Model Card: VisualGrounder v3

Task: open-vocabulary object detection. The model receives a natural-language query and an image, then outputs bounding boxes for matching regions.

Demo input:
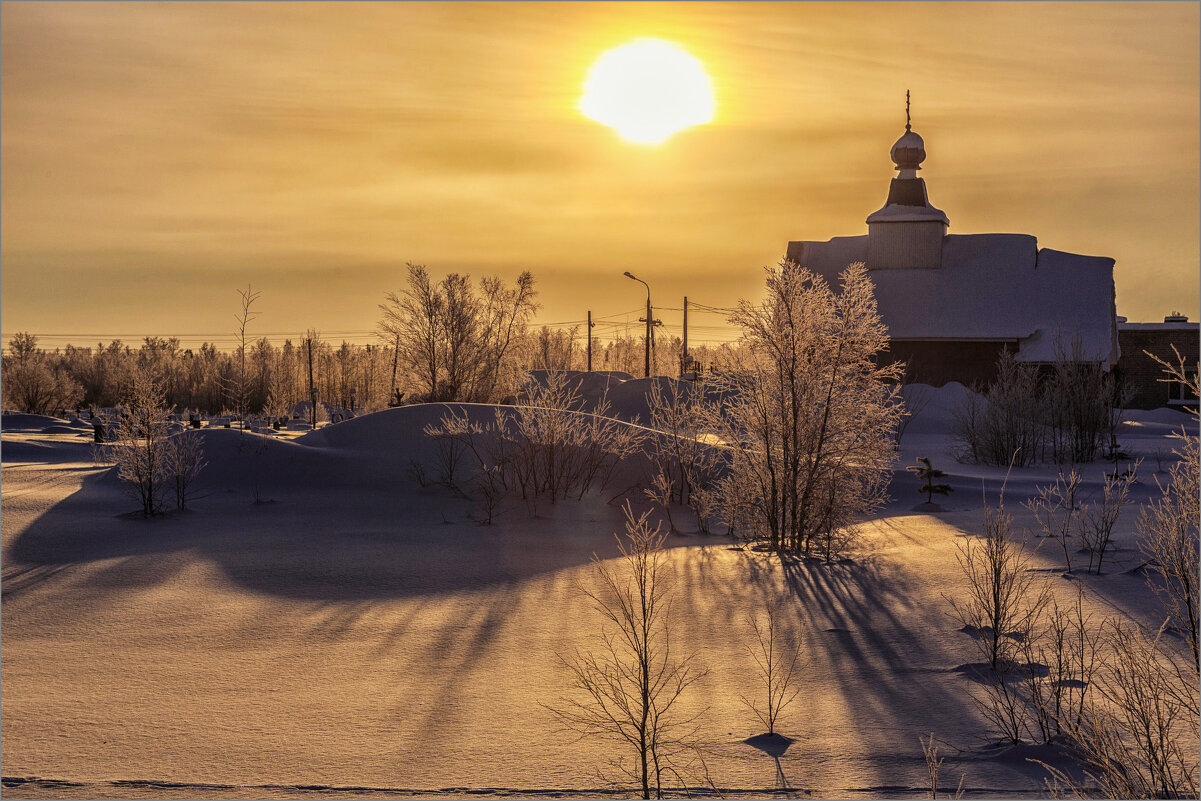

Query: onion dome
[891,130,926,171]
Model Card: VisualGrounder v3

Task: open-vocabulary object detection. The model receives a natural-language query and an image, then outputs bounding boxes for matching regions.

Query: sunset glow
[579,38,714,144]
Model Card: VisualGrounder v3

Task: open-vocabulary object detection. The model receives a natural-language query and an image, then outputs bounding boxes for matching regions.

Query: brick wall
[1116,324,1199,409]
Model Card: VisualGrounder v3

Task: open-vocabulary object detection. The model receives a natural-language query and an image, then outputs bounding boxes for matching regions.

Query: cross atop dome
[890,90,926,174]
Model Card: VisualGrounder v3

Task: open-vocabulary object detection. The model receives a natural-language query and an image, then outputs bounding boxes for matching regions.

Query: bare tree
[704,260,902,556]
[228,284,261,430]
[380,264,442,400]
[378,264,538,403]
[550,505,707,799]
[739,599,803,736]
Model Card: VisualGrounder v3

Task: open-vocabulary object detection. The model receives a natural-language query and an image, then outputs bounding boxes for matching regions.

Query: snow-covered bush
[1040,621,1199,799]
[163,429,206,512]
[423,371,646,519]
[645,378,722,533]
[702,260,902,557]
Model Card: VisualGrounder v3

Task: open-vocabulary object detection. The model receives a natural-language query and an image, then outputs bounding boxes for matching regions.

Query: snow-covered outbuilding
[786,103,1118,387]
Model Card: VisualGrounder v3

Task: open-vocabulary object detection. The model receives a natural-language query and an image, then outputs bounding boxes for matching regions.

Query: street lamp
[624,271,652,378]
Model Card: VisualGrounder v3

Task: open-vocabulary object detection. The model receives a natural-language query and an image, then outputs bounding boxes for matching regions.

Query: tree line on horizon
[1,264,725,418]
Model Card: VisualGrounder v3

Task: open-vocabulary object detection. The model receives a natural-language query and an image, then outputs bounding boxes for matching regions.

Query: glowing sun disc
[580,39,715,144]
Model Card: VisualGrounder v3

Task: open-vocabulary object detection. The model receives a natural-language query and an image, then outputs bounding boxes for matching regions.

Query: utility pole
[643,294,651,378]
[307,337,316,428]
[682,296,688,376]
[587,310,593,372]
[389,332,400,403]
[624,271,652,379]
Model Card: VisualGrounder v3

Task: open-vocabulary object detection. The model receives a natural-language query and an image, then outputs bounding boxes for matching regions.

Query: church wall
[881,339,1018,387]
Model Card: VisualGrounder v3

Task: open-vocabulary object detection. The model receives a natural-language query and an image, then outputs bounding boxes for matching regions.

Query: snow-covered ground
[1,385,1195,798]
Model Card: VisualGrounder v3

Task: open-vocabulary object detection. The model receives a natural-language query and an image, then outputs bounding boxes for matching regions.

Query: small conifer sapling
[907,457,953,505]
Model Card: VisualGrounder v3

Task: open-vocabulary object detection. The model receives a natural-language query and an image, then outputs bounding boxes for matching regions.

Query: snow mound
[300,403,493,459]
[898,382,977,436]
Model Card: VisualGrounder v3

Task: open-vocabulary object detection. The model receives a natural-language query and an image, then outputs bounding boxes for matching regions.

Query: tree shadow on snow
[4,459,632,604]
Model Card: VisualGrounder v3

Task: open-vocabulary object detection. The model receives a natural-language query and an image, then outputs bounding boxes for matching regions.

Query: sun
[579,38,715,145]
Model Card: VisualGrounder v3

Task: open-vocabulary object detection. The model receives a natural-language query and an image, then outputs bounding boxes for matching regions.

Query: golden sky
[2,1,1198,349]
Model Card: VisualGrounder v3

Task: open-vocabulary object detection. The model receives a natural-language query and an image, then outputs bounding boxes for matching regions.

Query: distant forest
[2,265,726,417]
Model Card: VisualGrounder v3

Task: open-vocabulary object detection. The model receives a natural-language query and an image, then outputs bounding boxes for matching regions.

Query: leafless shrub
[1138,349,1200,672]
[643,470,678,532]
[548,505,707,799]
[976,658,1037,745]
[895,379,931,447]
[422,413,470,494]
[1020,589,1100,744]
[163,429,206,511]
[646,378,722,532]
[1044,339,1120,465]
[422,373,646,518]
[947,502,1050,670]
[1079,467,1138,575]
[920,732,965,799]
[1039,621,1199,799]
[953,343,1124,467]
[951,353,1044,467]
[1025,470,1083,573]
[739,599,802,736]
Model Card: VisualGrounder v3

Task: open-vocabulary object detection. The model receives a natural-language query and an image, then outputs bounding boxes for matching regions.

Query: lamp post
[624,271,652,378]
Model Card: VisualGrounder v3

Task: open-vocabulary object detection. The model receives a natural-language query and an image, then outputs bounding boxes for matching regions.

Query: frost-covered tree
[705,260,902,556]
[109,370,172,516]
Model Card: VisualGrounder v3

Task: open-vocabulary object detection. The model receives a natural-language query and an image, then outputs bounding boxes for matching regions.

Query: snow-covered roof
[786,232,1118,365]
[1117,321,1198,331]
